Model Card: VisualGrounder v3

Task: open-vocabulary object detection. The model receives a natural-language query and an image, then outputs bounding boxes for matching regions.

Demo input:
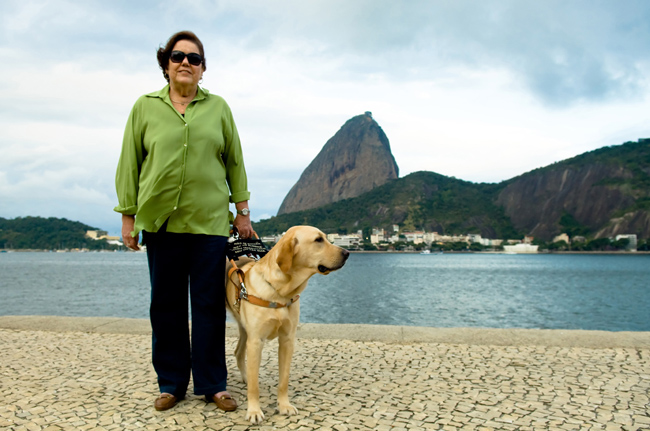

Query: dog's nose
[342,249,350,260]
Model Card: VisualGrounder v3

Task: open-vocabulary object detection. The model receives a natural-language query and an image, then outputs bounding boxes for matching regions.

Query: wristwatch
[237,208,250,216]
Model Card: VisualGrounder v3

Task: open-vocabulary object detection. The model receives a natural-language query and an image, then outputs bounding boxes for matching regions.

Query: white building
[552,233,570,244]
[261,235,282,244]
[423,232,436,245]
[503,243,539,253]
[468,234,502,247]
[403,231,425,244]
[615,234,637,251]
[370,228,386,244]
[327,234,361,249]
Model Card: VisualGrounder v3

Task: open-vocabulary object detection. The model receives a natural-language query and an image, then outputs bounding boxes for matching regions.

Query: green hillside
[508,139,650,193]
[254,139,650,240]
[254,171,519,238]
[0,216,120,251]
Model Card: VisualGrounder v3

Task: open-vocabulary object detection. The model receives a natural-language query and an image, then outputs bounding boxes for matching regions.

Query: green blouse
[114,85,250,237]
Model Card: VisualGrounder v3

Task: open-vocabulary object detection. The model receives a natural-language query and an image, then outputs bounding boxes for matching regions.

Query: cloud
[205,0,650,106]
[1,0,650,236]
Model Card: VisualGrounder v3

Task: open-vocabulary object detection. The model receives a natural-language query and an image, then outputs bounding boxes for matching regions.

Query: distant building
[434,234,470,243]
[328,234,361,249]
[503,243,539,254]
[422,232,436,245]
[552,233,570,244]
[371,228,386,244]
[86,230,120,242]
[615,234,637,251]
[468,234,501,247]
[261,235,282,244]
[403,231,425,244]
[85,230,108,240]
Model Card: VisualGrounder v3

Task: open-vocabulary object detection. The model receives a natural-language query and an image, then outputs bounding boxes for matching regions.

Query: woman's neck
[169,83,197,102]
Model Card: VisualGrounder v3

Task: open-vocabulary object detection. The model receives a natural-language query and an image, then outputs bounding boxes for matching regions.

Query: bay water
[1,251,648,331]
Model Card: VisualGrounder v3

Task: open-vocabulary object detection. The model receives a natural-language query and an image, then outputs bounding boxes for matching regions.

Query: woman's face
[166,40,203,89]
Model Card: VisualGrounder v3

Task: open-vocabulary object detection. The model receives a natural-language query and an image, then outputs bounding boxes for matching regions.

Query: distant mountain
[496,139,650,240]
[255,139,650,241]
[257,171,519,239]
[0,216,119,250]
[278,112,399,215]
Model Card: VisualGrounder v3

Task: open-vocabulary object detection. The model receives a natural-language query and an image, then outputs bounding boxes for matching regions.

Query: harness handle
[227,231,299,310]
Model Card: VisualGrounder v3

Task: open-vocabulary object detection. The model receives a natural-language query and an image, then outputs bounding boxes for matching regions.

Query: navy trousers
[143,228,228,398]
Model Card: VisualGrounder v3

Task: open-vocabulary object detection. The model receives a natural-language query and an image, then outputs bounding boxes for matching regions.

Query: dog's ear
[276,237,297,274]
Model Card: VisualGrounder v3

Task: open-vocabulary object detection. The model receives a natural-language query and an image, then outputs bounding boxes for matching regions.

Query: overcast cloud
[1,0,649,236]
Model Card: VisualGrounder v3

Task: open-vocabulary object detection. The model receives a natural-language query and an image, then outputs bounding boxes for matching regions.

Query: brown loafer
[210,393,238,412]
[154,393,178,411]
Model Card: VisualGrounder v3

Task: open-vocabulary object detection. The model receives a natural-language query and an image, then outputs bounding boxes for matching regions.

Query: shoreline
[2,315,649,348]
[2,248,649,254]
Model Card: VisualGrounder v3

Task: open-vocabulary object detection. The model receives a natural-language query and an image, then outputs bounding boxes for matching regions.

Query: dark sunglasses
[170,50,203,66]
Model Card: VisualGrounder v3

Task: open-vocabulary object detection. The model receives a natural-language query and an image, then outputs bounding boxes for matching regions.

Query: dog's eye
[315,237,324,243]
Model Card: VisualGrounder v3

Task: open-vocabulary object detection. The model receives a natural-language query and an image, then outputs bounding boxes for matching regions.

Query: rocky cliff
[258,139,650,241]
[277,113,399,215]
[496,140,650,240]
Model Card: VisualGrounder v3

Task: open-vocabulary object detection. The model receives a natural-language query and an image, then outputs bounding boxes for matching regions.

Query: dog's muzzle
[318,249,350,274]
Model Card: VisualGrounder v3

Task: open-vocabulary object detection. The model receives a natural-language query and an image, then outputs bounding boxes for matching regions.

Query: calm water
[0,252,648,331]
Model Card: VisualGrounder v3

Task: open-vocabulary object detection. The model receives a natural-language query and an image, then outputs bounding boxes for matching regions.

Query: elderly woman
[114,30,252,412]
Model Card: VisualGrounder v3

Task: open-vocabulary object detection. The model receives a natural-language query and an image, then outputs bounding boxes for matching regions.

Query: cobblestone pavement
[1,326,649,430]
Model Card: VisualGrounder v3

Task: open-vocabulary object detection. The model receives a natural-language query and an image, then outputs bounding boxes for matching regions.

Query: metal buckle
[239,282,248,300]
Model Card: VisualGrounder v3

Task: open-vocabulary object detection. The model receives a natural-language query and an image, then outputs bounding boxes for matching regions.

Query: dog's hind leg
[277,333,298,416]
[235,323,248,383]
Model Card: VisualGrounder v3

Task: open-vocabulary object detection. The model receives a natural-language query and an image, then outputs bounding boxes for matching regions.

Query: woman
[114,30,252,412]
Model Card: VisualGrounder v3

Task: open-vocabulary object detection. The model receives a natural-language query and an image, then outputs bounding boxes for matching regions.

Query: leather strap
[245,294,300,309]
[228,258,299,309]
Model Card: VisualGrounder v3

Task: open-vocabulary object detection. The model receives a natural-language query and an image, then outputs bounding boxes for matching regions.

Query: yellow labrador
[225,226,349,423]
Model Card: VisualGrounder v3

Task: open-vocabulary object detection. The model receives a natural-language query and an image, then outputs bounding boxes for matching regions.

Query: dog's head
[274,226,349,277]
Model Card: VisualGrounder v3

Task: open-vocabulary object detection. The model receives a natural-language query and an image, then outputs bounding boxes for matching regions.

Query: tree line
[0,217,120,251]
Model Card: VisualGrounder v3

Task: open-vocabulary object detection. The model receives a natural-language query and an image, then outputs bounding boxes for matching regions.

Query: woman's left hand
[233,214,253,239]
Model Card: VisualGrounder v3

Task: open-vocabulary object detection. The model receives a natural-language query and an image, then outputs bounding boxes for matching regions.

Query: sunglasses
[170,50,203,66]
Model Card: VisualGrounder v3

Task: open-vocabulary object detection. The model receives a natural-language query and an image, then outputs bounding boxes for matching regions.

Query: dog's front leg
[245,337,265,423]
[277,333,298,416]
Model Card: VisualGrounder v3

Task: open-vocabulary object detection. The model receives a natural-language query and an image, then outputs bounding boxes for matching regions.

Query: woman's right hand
[121,214,140,250]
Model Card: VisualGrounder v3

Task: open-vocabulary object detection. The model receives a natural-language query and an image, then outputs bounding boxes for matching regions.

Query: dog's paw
[278,402,298,416]
[245,407,265,424]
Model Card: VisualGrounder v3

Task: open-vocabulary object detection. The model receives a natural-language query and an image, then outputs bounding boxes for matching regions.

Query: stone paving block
[1,327,649,430]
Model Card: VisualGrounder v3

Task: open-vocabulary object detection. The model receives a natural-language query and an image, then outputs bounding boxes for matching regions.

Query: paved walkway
[1,316,649,431]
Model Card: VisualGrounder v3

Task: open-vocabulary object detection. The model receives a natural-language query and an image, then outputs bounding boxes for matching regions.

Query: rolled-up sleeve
[114,100,145,215]
[222,104,251,204]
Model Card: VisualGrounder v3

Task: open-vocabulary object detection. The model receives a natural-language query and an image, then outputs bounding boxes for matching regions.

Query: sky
[1,0,650,237]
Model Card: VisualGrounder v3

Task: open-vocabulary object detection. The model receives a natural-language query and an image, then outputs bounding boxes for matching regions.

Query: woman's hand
[233,215,253,239]
[121,214,140,250]
[233,201,253,238]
